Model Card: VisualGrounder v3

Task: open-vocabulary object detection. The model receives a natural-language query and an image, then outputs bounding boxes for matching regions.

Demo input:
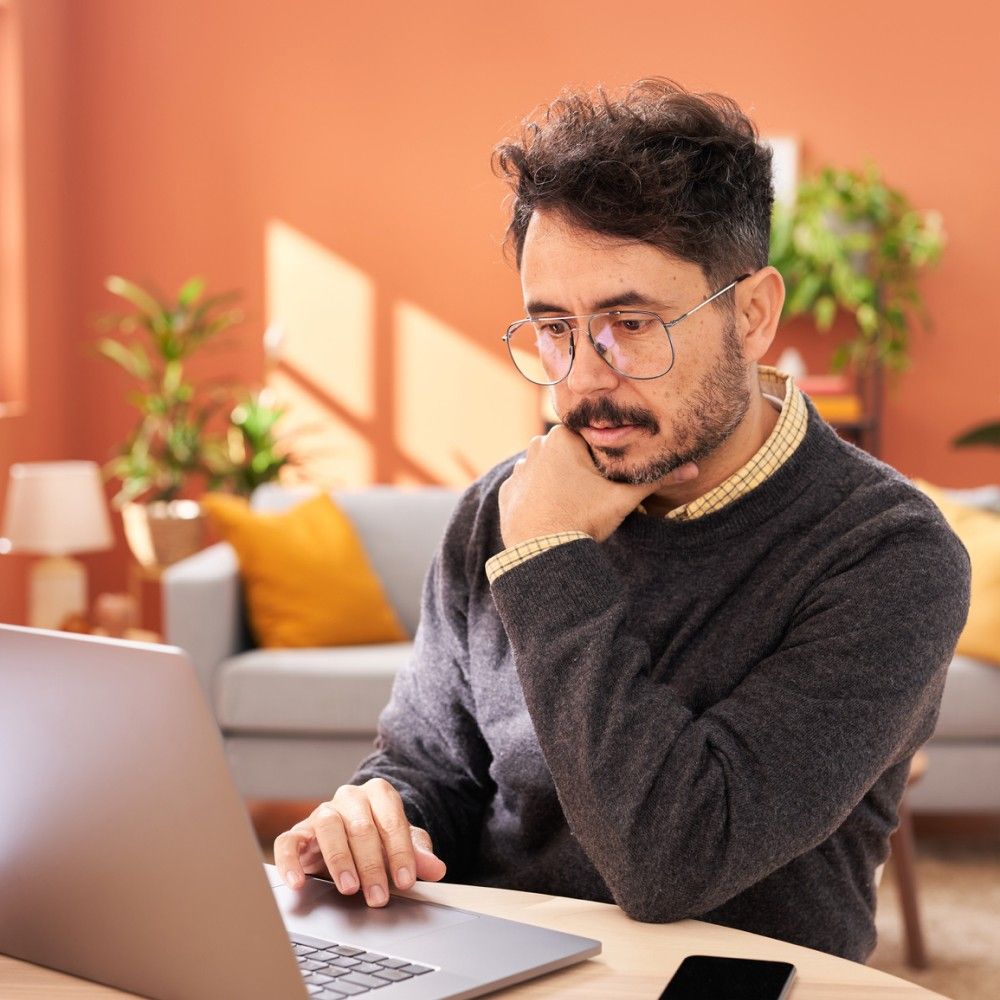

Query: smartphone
[658,955,796,1000]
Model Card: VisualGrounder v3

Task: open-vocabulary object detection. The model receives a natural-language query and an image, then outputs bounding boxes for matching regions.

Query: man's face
[519,210,752,486]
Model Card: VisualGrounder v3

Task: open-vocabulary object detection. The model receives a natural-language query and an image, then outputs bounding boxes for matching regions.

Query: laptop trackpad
[273,878,478,949]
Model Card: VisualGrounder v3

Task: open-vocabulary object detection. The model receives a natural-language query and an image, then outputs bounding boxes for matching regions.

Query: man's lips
[580,423,641,446]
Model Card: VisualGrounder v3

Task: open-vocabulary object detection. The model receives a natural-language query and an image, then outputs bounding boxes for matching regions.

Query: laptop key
[324,983,368,997]
[334,945,365,956]
[291,933,339,949]
[342,971,392,988]
[305,986,325,996]
[329,955,361,968]
[312,948,342,962]
[355,952,388,963]
[316,992,350,1000]
[377,958,408,969]
[317,965,350,978]
[373,968,413,982]
[300,959,326,971]
[352,962,384,974]
[400,963,433,975]
[305,973,335,985]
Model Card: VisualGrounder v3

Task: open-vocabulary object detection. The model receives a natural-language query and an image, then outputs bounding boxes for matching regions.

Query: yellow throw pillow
[200,492,407,649]
[914,480,1000,666]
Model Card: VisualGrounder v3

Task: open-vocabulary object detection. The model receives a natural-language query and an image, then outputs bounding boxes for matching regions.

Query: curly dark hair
[492,78,774,292]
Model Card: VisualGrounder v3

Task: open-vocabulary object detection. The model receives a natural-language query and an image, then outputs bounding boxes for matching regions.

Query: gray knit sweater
[352,399,970,961]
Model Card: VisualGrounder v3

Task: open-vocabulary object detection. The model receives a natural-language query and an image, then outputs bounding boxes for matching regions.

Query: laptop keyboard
[290,932,437,997]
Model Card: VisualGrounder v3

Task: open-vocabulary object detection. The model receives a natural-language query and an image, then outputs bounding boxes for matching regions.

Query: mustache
[561,397,659,435]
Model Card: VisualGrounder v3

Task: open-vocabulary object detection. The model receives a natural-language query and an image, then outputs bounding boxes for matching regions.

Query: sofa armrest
[162,542,248,699]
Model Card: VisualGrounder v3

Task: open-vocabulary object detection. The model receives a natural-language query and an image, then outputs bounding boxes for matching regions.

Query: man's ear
[739,267,785,363]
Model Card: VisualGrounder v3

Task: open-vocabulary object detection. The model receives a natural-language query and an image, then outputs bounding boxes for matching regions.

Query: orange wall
[3,0,999,620]
[0,0,73,623]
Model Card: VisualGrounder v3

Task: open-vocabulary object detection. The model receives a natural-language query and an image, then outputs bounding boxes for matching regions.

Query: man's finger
[274,826,314,890]
[672,462,699,482]
[627,461,699,496]
[410,826,447,883]
[311,804,361,896]
[367,778,418,890]
[333,786,391,907]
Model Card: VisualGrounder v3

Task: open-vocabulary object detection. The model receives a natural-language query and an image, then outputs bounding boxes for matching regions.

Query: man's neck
[643,386,781,517]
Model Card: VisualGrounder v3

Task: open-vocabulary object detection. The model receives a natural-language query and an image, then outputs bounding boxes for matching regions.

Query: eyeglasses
[502,273,751,385]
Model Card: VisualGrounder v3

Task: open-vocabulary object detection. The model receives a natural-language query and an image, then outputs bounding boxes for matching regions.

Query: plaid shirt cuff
[485,532,592,584]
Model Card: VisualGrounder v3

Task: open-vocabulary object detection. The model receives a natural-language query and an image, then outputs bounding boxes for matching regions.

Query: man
[274,79,970,961]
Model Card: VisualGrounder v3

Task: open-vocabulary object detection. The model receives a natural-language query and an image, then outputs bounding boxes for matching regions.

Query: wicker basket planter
[121,500,205,569]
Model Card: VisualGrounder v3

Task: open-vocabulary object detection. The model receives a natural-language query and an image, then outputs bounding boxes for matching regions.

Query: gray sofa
[163,483,1000,811]
[163,484,459,799]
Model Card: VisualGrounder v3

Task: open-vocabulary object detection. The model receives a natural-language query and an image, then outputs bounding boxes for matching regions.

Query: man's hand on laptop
[274,778,447,908]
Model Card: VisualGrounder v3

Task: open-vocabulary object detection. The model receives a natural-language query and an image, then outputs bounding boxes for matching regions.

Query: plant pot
[121,500,205,568]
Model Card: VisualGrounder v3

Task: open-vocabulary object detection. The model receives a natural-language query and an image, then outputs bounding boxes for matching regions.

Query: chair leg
[889,796,929,969]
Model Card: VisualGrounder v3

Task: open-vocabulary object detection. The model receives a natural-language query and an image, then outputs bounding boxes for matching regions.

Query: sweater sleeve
[488,520,971,922]
[350,501,495,878]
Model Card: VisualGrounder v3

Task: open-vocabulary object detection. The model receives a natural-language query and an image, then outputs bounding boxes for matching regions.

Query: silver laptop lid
[0,625,308,999]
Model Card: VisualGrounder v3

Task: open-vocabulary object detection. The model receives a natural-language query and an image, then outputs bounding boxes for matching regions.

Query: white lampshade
[1,461,114,556]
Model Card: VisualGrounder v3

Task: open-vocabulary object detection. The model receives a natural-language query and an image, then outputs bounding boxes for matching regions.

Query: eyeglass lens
[505,312,675,385]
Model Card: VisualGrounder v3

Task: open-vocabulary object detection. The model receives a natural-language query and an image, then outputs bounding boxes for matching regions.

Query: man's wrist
[485,532,592,584]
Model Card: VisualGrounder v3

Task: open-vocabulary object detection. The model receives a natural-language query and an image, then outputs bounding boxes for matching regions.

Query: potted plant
[97,276,242,566]
[208,389,295,497]
[769,164,945,373]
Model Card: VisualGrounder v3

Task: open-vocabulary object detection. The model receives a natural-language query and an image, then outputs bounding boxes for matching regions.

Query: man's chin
[588,444,684,486]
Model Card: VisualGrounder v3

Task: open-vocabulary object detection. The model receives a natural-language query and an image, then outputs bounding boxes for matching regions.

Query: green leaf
[162,359,184,396]
[856,303,879,335]
[177,277,205,307]
[813,295,837,331]
[105,276,169,335]
[98,338,152,380]
[953,421,1000,448]
[785,272,824,315]
[829,344,851,372]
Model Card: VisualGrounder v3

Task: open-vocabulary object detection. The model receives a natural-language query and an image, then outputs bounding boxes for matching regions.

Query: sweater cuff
[485,531,593,583]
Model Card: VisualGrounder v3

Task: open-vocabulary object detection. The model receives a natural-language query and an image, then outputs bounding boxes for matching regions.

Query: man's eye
[537,319,571,337]
[614,315,654,334]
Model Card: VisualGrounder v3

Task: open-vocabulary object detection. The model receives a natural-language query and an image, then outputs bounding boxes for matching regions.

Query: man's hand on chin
[498,424,698,547]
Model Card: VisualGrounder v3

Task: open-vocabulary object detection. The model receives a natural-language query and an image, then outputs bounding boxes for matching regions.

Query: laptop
[0,625,600,999]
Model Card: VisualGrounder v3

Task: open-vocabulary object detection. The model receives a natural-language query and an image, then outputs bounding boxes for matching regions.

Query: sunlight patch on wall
[265,219,375,487]
[268,369,373,489]
[393,301,540,486]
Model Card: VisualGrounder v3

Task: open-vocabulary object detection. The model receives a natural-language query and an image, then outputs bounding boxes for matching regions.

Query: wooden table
[0,880,947,999]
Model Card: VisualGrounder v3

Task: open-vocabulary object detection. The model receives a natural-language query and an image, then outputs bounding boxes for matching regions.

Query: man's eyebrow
[525,290,673,315]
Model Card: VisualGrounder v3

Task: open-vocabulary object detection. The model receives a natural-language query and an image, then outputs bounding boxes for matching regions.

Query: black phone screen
[658,955,796,1000]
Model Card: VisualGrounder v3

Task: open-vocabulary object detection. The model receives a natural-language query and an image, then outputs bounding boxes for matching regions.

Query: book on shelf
[794,374,863,424]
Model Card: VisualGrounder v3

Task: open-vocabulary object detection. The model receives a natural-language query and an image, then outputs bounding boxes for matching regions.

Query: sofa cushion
[251,484,460,635]
[932,654,1000,739]
[915,480,1000,665]
[202,492,407,649]
[214,643,412,735]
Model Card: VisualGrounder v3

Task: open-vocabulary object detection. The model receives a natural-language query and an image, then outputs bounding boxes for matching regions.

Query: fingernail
[396,866,413,887]
[367,884,387,906]
[339,871,358,893]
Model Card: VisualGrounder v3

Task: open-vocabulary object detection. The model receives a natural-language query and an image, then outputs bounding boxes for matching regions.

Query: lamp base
[28,556,88,630]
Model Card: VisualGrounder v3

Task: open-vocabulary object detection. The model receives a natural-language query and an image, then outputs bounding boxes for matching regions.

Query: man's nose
[565,327,621,395]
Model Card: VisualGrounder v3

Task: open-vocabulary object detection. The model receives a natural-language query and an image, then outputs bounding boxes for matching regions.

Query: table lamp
[0,461,114,628]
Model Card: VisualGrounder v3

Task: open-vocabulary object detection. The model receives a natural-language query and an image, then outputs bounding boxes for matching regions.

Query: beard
[560,319,752,485]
